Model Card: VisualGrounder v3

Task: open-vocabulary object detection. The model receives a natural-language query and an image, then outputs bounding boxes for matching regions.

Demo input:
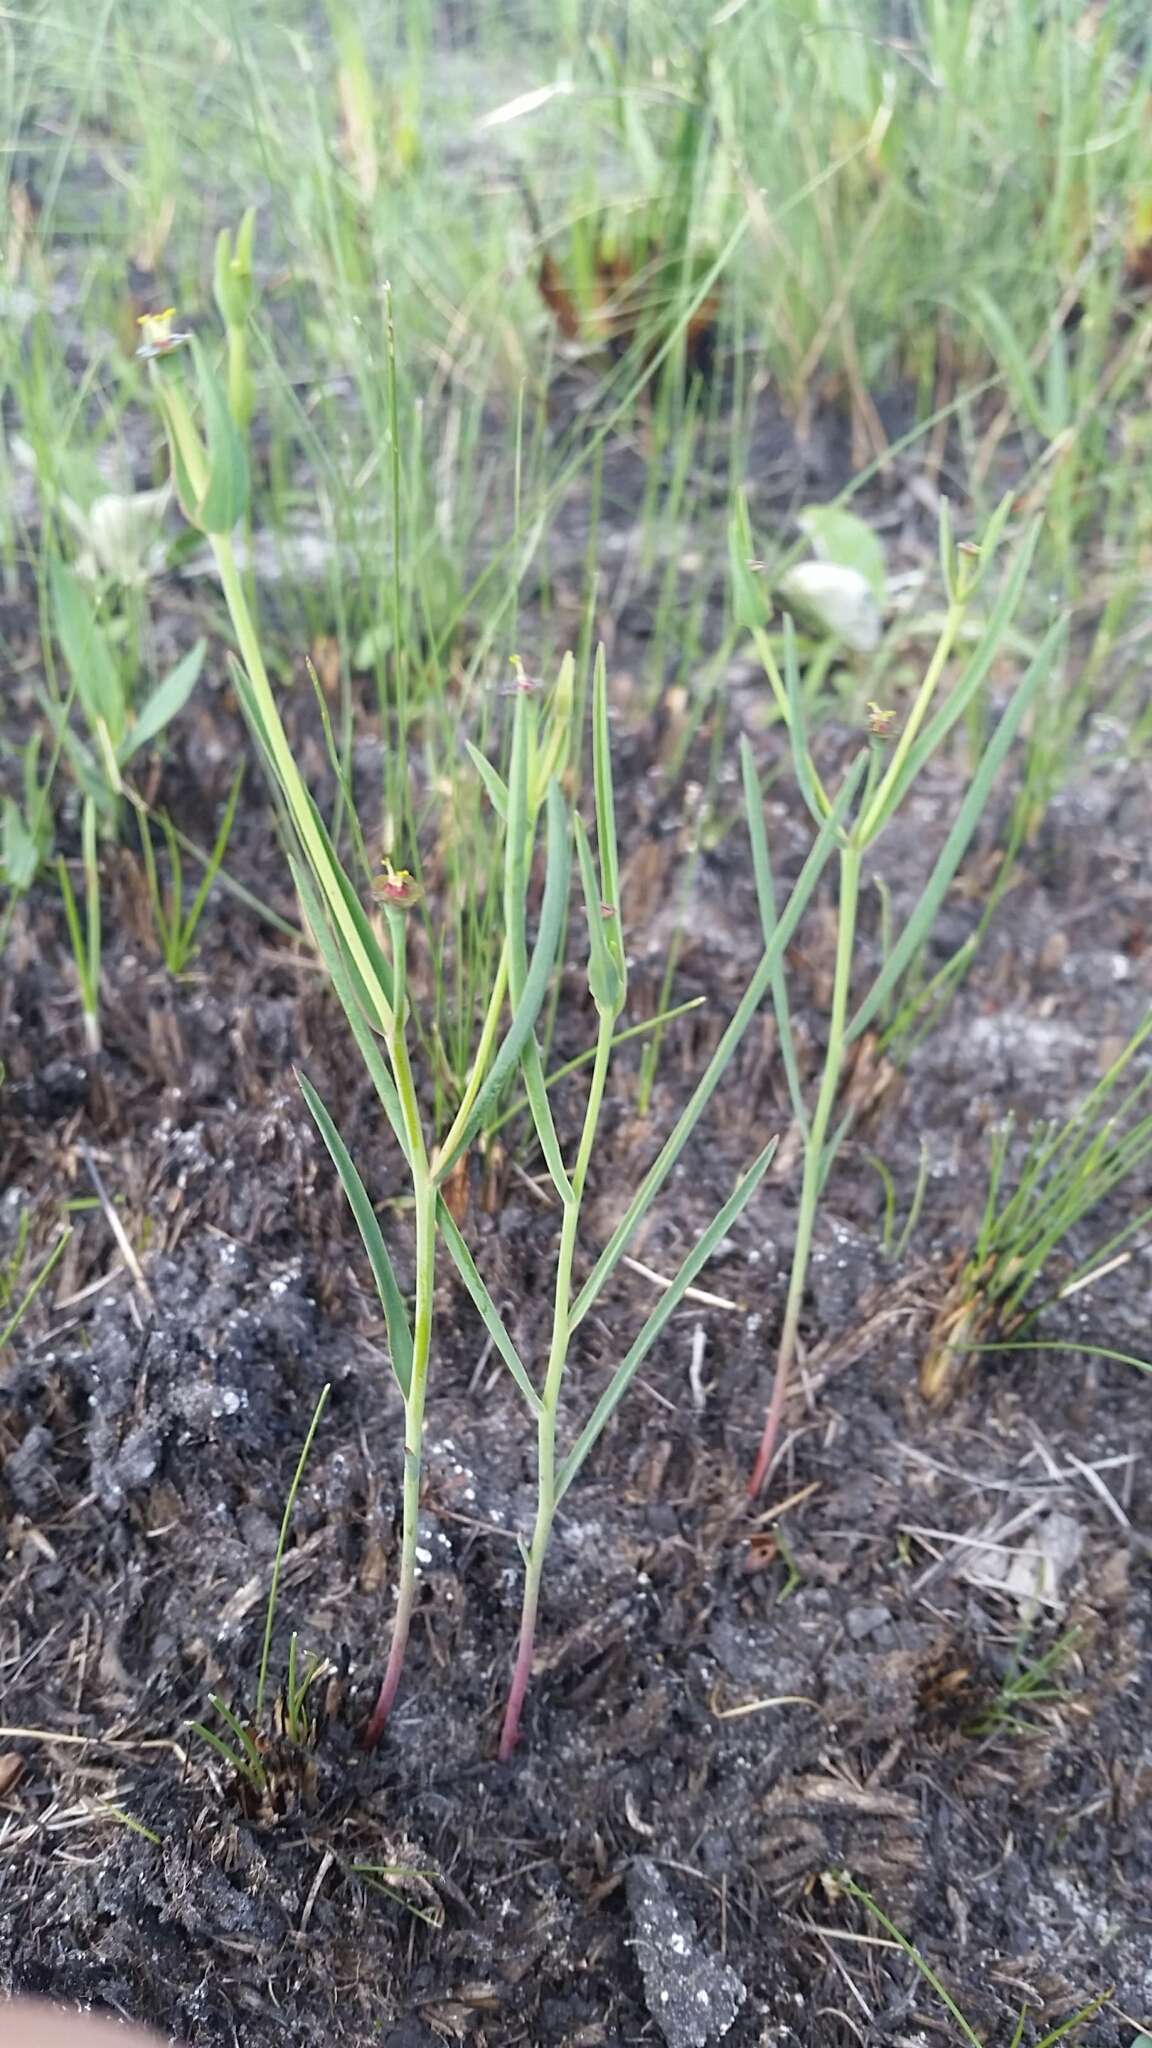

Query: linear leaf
[434,779,572,1181]
[847,616,1063,1044]
[436,1205,542,1416]
[501,706,573,1201]
[570,754,866,1329]
[575,813,622,1015]
[296,1069,413,1400]
[876,519,1044,824]
[557,1139,777,1500]
[50,559,124,744]
[193,335,251,533]
[119,638,206,763]
[591,644,624,991]
[465,740,509,822]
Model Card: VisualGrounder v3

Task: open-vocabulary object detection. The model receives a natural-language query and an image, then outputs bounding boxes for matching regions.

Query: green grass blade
[557,1139,777,1502]
[230,655,395,1030]
[571,752,867,1329]
[188,1721,252,1779]
[297,1074,413,1400]
[191,334,251,533]
[575,812,622,1015]
[502,687,572,1197]
[591,645,625,991]
[839,1879,984,2048]
[291,858,406,1151]
[50,557,123,745]
[877,521,1046,823]
[253,1382,331,1723]
[974,1337,1152,1374]
[465,740,509,822]
[434,780,572,1181]
[847,617,1063,1045]
[180,763,244,949]
[119,638,206,764]
[782,617,829,826]
[436,1205,542,1417]
[0,1227,72,1350]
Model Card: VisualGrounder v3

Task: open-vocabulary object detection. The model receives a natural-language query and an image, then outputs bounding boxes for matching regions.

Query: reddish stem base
[747,1358,790,1499]
[498,1577,540,1763]
[360,1620,409,1751]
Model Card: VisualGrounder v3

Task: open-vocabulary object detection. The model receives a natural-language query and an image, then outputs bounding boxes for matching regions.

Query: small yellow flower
[136,307,191,360]
[866,701,897,739]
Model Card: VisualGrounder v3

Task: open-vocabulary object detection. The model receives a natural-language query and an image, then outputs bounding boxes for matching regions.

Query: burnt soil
[2,399,1152,2048]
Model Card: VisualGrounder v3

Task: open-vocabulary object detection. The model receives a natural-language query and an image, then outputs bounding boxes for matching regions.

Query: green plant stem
[857,600,964,839]
[499,1006,614,1761]
[749,841,861,1495]
[363,1018,436,1747]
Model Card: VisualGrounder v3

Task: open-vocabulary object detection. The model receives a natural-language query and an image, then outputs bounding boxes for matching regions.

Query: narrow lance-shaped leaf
[846,615,1063,1045]
[291,857,406,1154]
[503,692,573,1202]
[570,751,867,1329]
[296,1070,414,1400]
[50,559,124,745]
[231,653,396,1030]
[434,779,572,1183]
[783,617,831,827]
[590,644,625,996]
[436,1204,543,1417]
[871,518,1045,830]
[465,740,509,823]
[575,814,622,1015]
[557,1138,777,1501]
[192,335,251,533]
[119,638,206,764]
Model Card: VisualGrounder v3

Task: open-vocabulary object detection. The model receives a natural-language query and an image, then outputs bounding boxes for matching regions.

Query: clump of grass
[964,1627,1081,1742]
[921,1007,1152,1403]
[131,767,244,977]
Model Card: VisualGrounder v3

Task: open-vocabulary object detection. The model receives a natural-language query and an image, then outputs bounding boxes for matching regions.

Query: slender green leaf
[465,740,509,822]
[877,521,1046,825]
[591,645,624,990]
[841,1879,984,2048]
[783,618,829,826]
[557,1139,777,1500]
[297,1073,413,1399]
[970,286,1045,433]
[292,858,406,1152]
[254,1381,331,1721]
[435,779,572,1180]
[503,697,573,1202]
[189,1721,254,1779]
[119,639,206,763]
[847,619,1061,1044]
[571,752,866,1328]
[50,559,123,744]
[436,1205,543,1416]
[575,814,622,1015]
[192,335,250,532]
